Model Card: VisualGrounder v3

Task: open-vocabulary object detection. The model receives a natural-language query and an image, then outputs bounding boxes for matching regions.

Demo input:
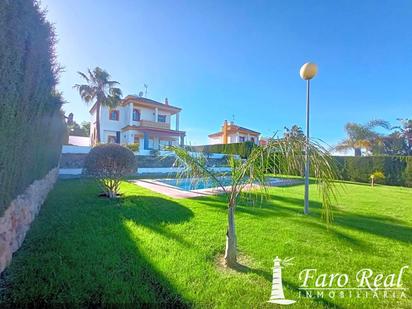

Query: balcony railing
[139,120,170,130]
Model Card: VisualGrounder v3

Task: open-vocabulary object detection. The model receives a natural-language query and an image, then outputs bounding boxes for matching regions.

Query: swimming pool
[156,176,285,191]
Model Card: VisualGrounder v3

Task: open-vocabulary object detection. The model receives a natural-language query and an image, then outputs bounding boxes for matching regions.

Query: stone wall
[0,167,59,274]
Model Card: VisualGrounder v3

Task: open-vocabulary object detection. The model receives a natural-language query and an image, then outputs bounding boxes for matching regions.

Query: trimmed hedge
[334,156,412,187]
[0,1,65,214]
[187,142,412,187]
[187,142,256,159]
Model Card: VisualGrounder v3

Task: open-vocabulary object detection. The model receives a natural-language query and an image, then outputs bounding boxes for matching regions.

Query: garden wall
[0,168,59,273]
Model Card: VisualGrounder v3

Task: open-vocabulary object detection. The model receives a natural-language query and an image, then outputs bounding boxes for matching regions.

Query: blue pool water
[157,177,284,191]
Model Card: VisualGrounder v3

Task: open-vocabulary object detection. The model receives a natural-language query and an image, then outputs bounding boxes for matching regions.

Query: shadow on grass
[193,194,303,219]
[0,181,192,306]
[119,195,194,247]
[195,191,412,246]
[267,194,412,244]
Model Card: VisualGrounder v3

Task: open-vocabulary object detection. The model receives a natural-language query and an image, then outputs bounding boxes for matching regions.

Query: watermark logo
[268,257,409,304]
[268,256,296,305]
[298,266,409,300]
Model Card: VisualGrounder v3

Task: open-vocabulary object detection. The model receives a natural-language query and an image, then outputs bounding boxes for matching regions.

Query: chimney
[223,120,228,144]
[165,98,169,105]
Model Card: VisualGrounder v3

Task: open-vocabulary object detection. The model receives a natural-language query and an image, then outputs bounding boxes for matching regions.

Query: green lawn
[1,179,411,308]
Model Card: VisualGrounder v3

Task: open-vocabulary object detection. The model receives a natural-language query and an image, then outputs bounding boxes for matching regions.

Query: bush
[334,156,410,187]
[83,144,137,198]
[125,143,139,152]
[187,142,256,158]
[0,0,65,214]
[405,157,412,187]
[370,171,385,186]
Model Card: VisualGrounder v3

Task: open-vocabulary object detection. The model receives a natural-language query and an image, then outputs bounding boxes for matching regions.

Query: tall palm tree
[169,136,337,268]
[395,118,412,155]
[74,67,122,144]
[335,120,390,156]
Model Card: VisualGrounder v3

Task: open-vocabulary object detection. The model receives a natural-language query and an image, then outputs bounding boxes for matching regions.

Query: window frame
[132,109,141,121]
[157,114,167,123]
[107,135,117,144]
[109,110,119,121]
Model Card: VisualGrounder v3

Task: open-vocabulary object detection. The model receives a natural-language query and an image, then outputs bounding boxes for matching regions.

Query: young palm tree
[169,137,338,268]
[74,67,122,143]
[335,120,390,156]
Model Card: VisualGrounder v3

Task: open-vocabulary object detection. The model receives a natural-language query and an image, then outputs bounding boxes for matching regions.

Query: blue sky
[41,0,412,146]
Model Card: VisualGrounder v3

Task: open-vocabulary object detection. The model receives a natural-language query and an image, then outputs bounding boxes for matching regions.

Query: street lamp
[299,62,318,215]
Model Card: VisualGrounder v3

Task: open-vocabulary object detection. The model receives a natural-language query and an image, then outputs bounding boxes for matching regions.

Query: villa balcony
[139,120,170,130]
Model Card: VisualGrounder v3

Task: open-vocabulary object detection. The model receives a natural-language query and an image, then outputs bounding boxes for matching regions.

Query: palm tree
[335,120,390,156]
[284,125,305,140]
[74,67,122,144]
[395,118,412,155]
[169,136,337,268]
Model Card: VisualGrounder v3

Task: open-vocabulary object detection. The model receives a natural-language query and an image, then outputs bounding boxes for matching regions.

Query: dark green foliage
[187,142,256,158]
[0,0,65,214]
[84,144,137,178]
[405,157,412,187]
[84,144,137,197]
[334,156,410,187]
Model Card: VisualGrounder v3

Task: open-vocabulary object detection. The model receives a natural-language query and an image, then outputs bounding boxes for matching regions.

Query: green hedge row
[334,156,412,187]
[188,141,412,187]
[187,142,256,159]
[0,1,66,215]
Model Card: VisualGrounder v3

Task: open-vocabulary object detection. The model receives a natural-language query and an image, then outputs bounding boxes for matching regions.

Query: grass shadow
[0,180,192,305]
[119,195,194,247]
[267,193,412,244]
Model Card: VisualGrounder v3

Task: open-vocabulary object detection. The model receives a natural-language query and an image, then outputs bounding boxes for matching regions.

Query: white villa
[208,120,260,145]
[90,95,185,153]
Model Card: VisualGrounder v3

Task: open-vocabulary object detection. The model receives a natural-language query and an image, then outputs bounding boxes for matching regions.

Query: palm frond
[367,119,391,130]
[73,84,95,103]
[167,146,228,194]
[77,71,90,83]
[334,139,353,152]
[267,137,339,224]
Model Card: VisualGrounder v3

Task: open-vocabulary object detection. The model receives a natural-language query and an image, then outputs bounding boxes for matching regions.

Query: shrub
[334,156,408,186]
[405,157,412,187]
[125,143,139,152]
[187,142,256,158]
[370,171,385,187]
[83,144,137,198]
[0,0,65,214]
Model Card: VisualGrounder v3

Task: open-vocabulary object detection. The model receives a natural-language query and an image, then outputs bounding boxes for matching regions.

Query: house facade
[208,120,260,145]
[90,96,185,153]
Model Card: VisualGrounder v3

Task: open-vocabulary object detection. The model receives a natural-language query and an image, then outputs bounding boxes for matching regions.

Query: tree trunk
[224,204,237,267]
[354,148,361,156]
[96,102,101,143]
[108,190,116,198]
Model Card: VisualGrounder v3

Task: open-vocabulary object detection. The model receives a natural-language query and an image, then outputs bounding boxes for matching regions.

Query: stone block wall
[0,167,59,274]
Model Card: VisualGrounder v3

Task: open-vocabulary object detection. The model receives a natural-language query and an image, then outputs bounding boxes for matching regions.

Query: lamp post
[299,62,318,215]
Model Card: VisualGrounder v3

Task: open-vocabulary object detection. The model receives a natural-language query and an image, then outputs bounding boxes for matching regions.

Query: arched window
[132,109,140,121]
[109,110,119,121]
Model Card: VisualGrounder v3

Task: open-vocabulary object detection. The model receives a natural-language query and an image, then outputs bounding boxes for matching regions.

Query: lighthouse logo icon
[268,256,296,305]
